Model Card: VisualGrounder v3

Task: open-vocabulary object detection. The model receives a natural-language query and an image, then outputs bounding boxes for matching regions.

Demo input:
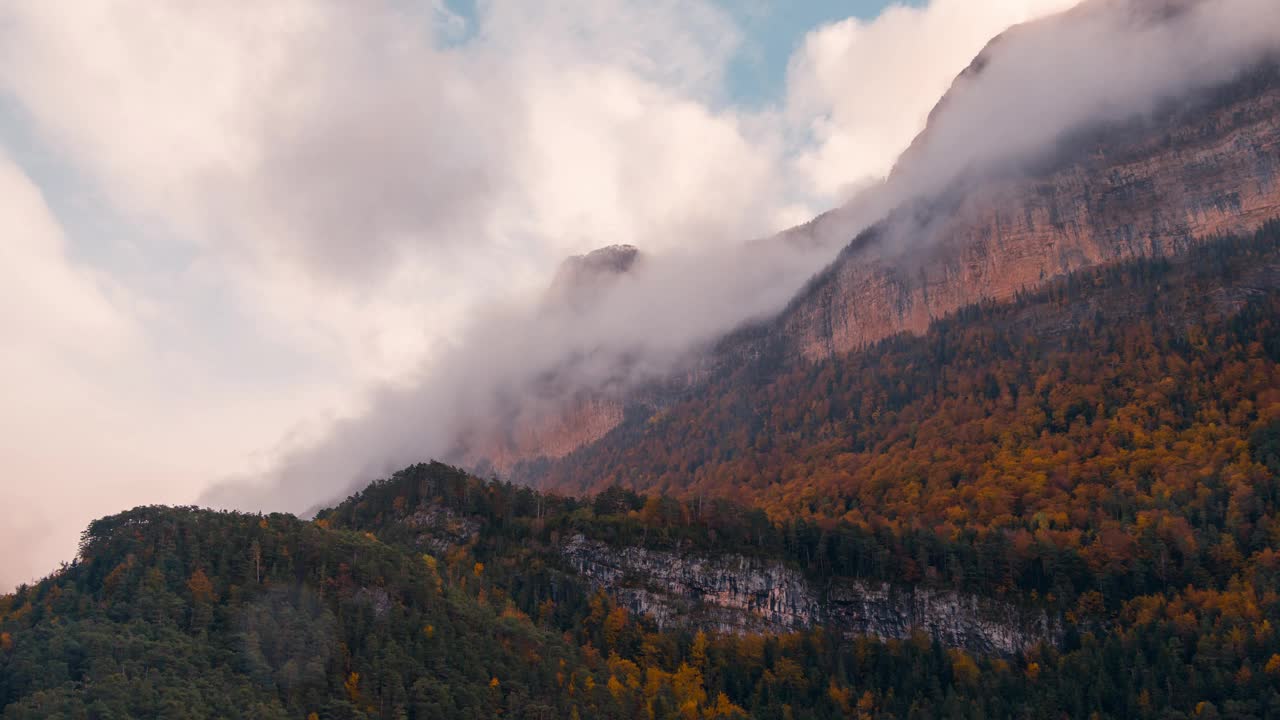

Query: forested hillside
[5,227,1280,718]
[541,222,1280,603]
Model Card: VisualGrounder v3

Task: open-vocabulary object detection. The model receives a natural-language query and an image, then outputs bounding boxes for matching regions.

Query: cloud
[0,0,799,380]
[0,150,197,590]
[12,0,1273,586]
[785,0,1080,202]
[0,148,136,589]
[882,0,1280,208]
[0,0,804,585]
[0,147,353,589]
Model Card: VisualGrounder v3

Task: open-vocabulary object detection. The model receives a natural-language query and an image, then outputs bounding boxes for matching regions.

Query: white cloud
[0,149,353,589]
[0,151,172,589]
[785,0,1079,202]
[0,0,1118,587]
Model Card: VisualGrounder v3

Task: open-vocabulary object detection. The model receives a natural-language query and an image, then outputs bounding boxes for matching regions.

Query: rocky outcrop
[404,505,480,554]
[457,393,626,477]
[451,245,640,475]
[560,535,1058,656]
[464,6,1280,476]
[784,61,1280,360]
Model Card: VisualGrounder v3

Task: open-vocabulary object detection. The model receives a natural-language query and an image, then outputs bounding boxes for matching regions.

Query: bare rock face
[785,63,1280,360]
[455,392,626,477]
[449,245,640,476]
[404,505,481,555]
[461,3,1280,476]
[560,535,1058,656]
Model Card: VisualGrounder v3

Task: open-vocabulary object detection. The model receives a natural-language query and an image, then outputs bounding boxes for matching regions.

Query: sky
[0,0,1110,591]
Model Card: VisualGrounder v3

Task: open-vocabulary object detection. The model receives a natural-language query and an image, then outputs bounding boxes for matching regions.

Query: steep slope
[771,0,1280,361]
[11,394,1280,719]
[472,1,1280,478]
[784,61,1280,360]
[450,245,642,476]
[538,223,1280,521]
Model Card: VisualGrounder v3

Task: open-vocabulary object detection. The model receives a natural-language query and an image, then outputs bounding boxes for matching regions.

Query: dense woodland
[542,224,1280,602]
[4,226,1280,718]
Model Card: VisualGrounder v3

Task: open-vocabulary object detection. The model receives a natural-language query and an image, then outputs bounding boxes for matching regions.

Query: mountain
[782,58,1280,362]
[452,0,1280,481]
[449,245,643,477]
[5,191,1280,720]
[8,2,1280,718]
[545,244,642,311]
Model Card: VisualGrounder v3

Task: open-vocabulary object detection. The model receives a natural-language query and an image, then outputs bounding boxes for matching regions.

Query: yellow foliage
[603,606,628,650]
[708,692,748,718]
[607,675,625,700]
[186,569,214,603]
[691,630,708,669]
[498,598,531,623]
[102,559,133,597]
[948,649,981,687]
[826,681,852,714]
[421,554,443,595]
[857,690,877,718]
[607,652,641,690]
[670,662,707,710]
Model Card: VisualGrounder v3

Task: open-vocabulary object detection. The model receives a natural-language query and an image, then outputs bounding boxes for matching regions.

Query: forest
[540,223,1280,609]
[4,225,1280,718]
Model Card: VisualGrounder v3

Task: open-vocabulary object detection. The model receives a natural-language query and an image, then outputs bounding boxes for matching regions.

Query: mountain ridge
[470,5,1280,481]
[8,223,1280,717]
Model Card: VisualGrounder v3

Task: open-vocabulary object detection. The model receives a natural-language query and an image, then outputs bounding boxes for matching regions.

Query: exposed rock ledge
[560,534,1059,656]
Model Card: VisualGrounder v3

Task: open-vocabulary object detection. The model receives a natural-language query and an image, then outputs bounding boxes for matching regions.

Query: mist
[886,0,1280,205]
[198,224,856,512]
[196,0,1280,516]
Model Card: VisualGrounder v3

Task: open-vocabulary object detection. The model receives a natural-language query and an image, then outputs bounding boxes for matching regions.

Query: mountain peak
[545,244,641,309]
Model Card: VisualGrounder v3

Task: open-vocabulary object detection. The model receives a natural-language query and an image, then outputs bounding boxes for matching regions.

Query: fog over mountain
[201,0,1280,515]
[4,0,1277,591]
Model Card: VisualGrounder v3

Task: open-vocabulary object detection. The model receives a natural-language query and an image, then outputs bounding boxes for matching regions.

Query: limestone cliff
[387,503,1058,655]
[560,535,1059,657]
[784,61,1280,360]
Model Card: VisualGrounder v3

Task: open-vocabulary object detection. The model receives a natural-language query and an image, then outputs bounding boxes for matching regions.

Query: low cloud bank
[201,0,1280,514]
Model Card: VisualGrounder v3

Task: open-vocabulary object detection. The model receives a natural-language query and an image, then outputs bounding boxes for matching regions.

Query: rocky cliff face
[457,392,626,477]
[784,62,1280,360]
[450,245,640,475]
[464,7,1280,475]
[560,535,1059,656]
